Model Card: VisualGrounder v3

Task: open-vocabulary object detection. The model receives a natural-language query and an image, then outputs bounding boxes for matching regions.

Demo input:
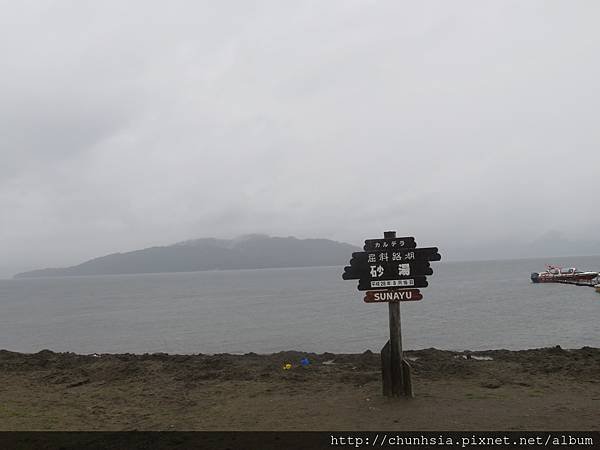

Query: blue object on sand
[300,357,310,367]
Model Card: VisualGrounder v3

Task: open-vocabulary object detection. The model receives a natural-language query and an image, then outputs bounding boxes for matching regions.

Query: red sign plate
[364,289,423,303]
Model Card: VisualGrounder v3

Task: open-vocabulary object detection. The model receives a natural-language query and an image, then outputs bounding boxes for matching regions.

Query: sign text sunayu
[364,289,423,302]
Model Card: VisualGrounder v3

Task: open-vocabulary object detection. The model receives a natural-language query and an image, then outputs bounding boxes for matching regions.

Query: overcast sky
[2,1,600,277]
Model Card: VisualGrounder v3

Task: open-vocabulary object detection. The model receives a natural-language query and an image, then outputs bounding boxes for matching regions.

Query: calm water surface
[1,256,599,354]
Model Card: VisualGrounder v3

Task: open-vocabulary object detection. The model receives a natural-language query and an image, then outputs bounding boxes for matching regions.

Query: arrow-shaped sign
[363,237,416,251]
[357,276,428,291]
[350,247,441,265]
[364,289,423,302]
[342,260,432,280]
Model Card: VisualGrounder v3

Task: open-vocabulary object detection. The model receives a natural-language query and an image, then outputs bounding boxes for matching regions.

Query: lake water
[1,256,599,354]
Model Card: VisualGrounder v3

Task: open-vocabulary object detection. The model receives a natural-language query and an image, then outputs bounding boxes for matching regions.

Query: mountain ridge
[14,235,360,278]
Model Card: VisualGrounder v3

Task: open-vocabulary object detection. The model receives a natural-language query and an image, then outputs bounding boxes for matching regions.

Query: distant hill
[442,231,600,262]
[14,235,360,278]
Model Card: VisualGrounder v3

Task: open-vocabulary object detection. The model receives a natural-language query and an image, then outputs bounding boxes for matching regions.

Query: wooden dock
[553,279,599,287]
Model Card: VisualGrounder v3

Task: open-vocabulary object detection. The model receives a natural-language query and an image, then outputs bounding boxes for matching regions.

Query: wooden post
[381,340,392,396]
[382,230,413,397]
[389,299,403,396]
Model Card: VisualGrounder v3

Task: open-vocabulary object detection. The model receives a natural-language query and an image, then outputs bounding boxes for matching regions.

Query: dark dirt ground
[0,346,598,431]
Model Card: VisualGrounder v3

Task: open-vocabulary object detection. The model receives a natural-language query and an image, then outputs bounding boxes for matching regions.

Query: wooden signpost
[341,231,441,398]
[357,277,428,291]
[364,289,423,302]
[343,260,433,281]
[363,237,416,251]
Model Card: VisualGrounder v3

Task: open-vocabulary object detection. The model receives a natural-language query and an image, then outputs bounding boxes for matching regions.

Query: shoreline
[1,346,599,431]
[1,344,597,357]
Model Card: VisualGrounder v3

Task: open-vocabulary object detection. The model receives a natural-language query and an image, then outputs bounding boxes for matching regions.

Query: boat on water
[531,265,599,284]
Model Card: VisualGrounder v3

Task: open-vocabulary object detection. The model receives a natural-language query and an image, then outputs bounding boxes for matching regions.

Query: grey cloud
[1,1,600,277]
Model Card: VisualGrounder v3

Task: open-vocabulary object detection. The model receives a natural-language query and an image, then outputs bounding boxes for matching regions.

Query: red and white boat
[531,265,598,284]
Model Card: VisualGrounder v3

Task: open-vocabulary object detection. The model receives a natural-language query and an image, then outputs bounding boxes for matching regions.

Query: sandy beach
[0,346,598,431]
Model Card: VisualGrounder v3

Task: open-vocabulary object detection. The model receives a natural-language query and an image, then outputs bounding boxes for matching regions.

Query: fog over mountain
[14,231,600,279]
[14,235,360,278]
[444,231,600,262]
[2,2,600,278]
